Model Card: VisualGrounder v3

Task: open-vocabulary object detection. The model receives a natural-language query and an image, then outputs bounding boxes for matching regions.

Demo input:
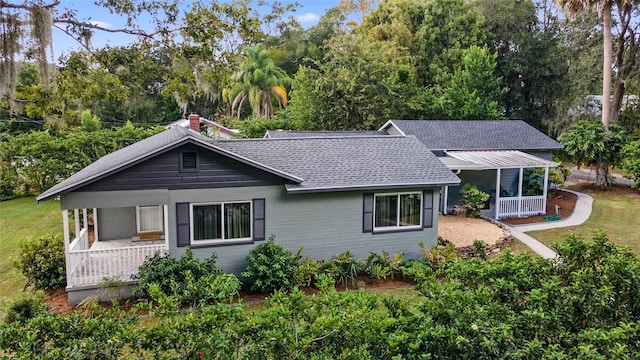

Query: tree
[622,139,640,188]
[0,0,297,118]
[556,0,640,130]
[558,120,627,187]
[362,0,489,88]
[231,44,290,119]
[473,0,572,131]
[286,34,426,130]
[440,45,507,119]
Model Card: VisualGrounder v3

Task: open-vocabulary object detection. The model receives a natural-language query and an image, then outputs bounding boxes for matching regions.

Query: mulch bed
[44,276,416,315]
[500,190,577,225]
[571,183,640,198]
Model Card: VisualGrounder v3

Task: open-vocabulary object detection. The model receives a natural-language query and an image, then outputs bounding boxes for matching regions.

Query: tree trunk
[601,2,613,132]
[611,76,625,123]
[595,159,610,188]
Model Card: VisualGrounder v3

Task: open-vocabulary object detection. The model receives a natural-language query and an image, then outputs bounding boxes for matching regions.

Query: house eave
[285,181,461,194]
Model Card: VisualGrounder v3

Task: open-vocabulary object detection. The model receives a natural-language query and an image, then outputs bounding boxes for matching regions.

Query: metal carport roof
[440,150,557,170]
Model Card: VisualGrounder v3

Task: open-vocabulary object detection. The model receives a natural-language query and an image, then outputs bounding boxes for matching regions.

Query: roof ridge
[214,135,407,142]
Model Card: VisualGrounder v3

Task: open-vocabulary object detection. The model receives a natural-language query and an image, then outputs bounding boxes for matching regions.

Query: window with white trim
[136,205,163,233]
[374,192,422,231]
[190,201,252,244]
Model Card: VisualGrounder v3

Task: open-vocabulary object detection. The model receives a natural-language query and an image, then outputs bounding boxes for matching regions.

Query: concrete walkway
[502,190,593,259]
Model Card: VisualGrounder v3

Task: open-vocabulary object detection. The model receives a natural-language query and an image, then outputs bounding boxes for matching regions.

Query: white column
[443,186,449,215]
[495,168,501,219]
[93,208,99,242]
[73,209,80,239]
[543,167,549,214]
[517,168,524,216]
[62,210,71,286]
[163,205,169,249]
[82,208,88,230]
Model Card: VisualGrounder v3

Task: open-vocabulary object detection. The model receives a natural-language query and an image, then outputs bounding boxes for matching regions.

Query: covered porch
[62,205,169,289]
[440,150,557,220]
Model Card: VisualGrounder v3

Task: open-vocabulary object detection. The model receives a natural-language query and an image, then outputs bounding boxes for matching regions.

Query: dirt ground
[438,215,505,247]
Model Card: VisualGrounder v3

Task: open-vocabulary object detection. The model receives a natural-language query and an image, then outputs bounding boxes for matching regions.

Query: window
[180,150,199,172]
[374,193,422,231]
[191,201,252,244]
[136,205,163,233]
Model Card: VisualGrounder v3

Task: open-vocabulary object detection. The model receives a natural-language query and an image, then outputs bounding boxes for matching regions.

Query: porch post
[73,209,80,239]
[163,205,169,249]
[93,208,99,242]
[443,186,449,215]
[495,168,501,219]
[82,209,88,230]
[62,210,70,286]
[517,168,524,216]
[543,166,549,214]
[62,210,70,249]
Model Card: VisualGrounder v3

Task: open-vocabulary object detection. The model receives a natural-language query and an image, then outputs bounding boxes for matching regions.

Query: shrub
[297,253,320,288]
[460,183,490,218]
[181,272,241,306]
[3,291,49,324]
[15,233,66,290]
[622,139,640,188]
[365,251,403,280]
[472,239,487,260]
[321,250,363,288]
[419,240,459,270]
[241,236,299,293]
[134,247,222,301]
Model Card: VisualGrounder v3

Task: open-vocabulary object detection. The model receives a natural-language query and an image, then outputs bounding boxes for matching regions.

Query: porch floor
[90,238,165,250]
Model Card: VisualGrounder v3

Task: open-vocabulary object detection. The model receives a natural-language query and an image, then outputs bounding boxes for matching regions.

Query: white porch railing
[497,195,545,219]
[67,243,168,287]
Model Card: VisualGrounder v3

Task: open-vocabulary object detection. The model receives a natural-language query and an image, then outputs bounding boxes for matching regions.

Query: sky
[52,0,341,59]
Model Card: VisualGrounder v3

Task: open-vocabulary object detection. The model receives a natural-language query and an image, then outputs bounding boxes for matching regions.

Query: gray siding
[62,189,169,210]
[447,170,497,205]
[499,168,520,194]
[61,185,441,277]
[385,125,403,136]
[167,186,440,276]
[97,207,136,240]
[526,150,554,161]
[80,144,285,193]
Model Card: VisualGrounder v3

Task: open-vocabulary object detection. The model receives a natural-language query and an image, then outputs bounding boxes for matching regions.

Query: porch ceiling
[442,150,557,170]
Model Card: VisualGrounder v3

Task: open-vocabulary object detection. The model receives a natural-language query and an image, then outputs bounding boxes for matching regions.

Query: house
[37,114,460,304]
[165,114,240,139]
[269,120,563,220]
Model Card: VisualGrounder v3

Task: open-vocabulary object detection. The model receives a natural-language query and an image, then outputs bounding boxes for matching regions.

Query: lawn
[0,197,61,306]
[528,187,640,254]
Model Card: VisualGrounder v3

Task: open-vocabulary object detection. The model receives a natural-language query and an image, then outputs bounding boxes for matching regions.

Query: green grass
[505,239,534,256]
[528,191,640,254]
[0,197,61,306]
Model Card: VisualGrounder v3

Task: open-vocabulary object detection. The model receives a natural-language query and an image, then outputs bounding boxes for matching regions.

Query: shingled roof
[265,130,385,138]
[382,120,562,151]
[38,128,459,201]
[36,127,302,202]
[215,135,460,193]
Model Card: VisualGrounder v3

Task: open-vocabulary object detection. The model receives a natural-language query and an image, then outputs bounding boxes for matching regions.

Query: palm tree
[556,0,621,131]
[232,44,290,119]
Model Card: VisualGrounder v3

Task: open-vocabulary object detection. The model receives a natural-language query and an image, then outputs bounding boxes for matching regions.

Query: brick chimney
[188,112,200,132]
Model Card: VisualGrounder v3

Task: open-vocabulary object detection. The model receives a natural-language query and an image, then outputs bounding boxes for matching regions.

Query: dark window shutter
[253,198,265,241]
[423,189,434,228]
[363,193,374,232]
[176,202,190,247]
